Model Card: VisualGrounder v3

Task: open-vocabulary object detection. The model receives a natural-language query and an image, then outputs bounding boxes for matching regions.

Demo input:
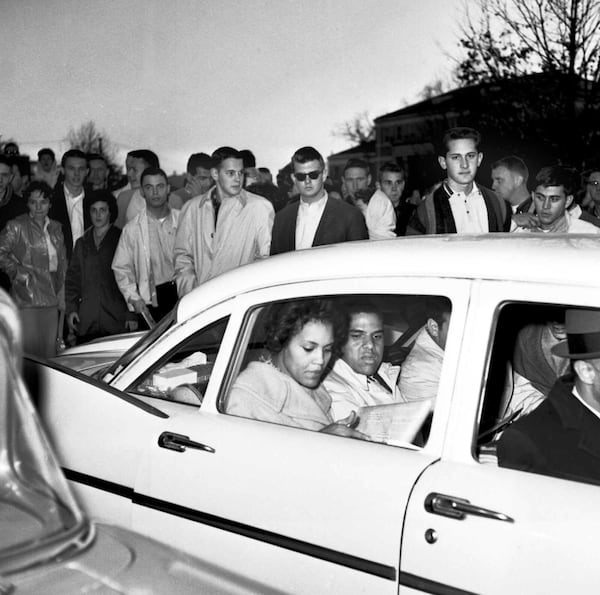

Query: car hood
[52,332,144,375]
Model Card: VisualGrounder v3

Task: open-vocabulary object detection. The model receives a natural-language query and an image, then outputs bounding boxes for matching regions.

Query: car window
[220,294,452,448]
[128,316,229,406]
[477,302,600,487]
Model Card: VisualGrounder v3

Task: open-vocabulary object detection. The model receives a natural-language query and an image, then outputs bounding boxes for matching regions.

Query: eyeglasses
[588,181,600,187]
[294,170,322,182]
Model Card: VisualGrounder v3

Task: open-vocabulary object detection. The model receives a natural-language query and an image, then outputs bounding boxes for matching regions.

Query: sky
[0,0,463,176]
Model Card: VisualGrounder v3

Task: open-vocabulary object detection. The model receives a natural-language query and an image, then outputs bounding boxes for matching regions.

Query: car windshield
[102,309,176,381]
[0,297,88,576]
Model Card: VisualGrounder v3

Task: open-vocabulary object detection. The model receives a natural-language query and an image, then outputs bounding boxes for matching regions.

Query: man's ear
[210,167,219,183]
[574,360,596,385]
[426,318,439,338]
[565,194,574,209]
[438,156,447,171]
[477,152,483,167]
[375,180,381,190]
[367,173,372,187]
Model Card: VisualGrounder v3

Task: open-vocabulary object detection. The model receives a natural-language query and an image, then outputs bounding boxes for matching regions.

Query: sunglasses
[588,181,600,187]
[294,170,322,182]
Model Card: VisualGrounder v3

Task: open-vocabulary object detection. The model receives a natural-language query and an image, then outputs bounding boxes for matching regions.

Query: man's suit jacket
[270,196,368,255]
[498,375,600,486]
[50,184,92,259]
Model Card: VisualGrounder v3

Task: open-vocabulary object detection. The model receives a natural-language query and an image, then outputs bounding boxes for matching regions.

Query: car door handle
[425,492,514,523]
[158,431,215,454]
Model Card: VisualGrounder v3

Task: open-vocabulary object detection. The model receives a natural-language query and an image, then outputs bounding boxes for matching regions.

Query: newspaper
[356,399,433,445]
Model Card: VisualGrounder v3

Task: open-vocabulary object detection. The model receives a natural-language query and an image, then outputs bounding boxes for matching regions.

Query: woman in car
[227,299,360,435]
[0,181,66,357]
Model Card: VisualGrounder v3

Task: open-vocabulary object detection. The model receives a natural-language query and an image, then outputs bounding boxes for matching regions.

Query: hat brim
[552,340,600,359]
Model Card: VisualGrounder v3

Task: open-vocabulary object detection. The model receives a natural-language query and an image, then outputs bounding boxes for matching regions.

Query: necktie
[368,372,393,394]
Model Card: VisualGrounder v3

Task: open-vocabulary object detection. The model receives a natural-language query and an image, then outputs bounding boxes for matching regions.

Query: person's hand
[67,312,80,333]
[130,298,148,315]
[321,411,367,439]
[513,212,540,229]
[187,175,208,197]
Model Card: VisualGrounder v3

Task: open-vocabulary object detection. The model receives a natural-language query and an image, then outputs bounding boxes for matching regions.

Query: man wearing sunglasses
[270,146,367,255]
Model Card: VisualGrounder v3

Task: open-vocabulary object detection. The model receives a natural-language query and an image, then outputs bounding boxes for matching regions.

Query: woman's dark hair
[23,180,53,201]
[264,299,347,357]
[83,189,118,223]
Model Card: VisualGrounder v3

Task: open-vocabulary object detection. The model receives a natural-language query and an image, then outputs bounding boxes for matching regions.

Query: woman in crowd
[227,298,362,436]
[65,189,135,344]
[0,181,66,357]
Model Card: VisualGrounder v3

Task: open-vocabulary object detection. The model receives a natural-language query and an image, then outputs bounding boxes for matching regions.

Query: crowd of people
[0,126,599,359]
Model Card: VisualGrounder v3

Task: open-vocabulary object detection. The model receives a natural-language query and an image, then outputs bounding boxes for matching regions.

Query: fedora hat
[552,308,600,359]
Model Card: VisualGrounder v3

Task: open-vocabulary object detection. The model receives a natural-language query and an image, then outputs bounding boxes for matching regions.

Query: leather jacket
[0,214,66,308]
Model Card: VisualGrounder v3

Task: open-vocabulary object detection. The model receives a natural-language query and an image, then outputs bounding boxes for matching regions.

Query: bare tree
[455,0,600,86]
[332,111,375,145]
[66,121,119,172]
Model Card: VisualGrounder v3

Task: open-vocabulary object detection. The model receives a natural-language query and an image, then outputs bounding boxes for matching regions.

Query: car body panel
[32,235,600,593]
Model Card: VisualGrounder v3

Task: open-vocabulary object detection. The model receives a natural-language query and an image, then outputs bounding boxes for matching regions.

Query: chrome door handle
[425,492,514,523]
[158,431,215,454]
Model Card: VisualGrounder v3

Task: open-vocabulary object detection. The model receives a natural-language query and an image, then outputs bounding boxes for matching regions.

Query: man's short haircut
[129,149,160,169]
[424,297,452,326]
[211,146,242,169]
[61,149,88,167]
[343,158,371,177]
[258,167,271,175]
[290,146,325,171]
[37,147,56,161]
[535,165,576,196]
[186,152,213,174]
[23,180,53,201]
[341,297,383,325]
[439,127,482,155]
[140,166,168,186]
[378,161,405,180]
[491,155,529,184]
[239,149,256,168]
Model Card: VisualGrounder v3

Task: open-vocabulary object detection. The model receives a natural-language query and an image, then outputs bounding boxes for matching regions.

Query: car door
[129,277,471,594]
[399,280,600,594]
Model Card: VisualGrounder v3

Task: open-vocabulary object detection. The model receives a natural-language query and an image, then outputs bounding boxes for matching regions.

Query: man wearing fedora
[498,308,600,485]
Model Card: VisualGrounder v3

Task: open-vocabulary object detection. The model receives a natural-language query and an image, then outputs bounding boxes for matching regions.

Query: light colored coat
[174,188,274,296]
[112,207,180,310]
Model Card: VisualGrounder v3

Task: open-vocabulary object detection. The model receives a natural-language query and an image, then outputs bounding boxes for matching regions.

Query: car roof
[177,234,600,321]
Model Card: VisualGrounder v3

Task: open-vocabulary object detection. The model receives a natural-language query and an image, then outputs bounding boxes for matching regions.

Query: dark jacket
[50,183,92,258]
[270,195,368,255]
[406,183,511,235]
[498,375,600,486]
[65,225,131,341]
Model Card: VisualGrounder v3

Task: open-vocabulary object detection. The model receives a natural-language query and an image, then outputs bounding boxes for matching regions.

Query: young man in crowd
[112,167,180,326]
[270,146,367,254]
[407,127,511,235]
[115,149,160,228]
[341,158,396,240]
[169,152,214,209]
[50,149,90,258]
[174,146,274,296]
[87,153,110,191]
[35,148,60,189]
[512,166,600,234]
[377,161,416,236]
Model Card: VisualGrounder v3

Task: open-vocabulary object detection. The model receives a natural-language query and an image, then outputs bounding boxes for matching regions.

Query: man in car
[498,308,600,485]
[512,165,600,234]
[341,158,396,240]
[407,127,511,235]
[324,298,402,419]
[174,146,274,296]
[398,298,451,403]
[112,166,180,326]
[270,146,367,254]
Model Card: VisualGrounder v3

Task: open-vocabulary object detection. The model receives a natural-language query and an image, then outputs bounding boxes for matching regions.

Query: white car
[30,234,600,594]
[0,289,280,594]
